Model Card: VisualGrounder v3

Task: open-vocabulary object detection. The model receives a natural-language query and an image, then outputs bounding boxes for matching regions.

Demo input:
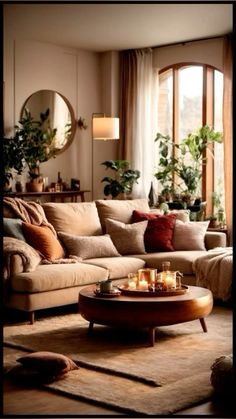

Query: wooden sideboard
[5,190,90,203]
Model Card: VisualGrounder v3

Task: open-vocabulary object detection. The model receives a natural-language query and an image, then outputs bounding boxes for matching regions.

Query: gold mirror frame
[21,90,76,154]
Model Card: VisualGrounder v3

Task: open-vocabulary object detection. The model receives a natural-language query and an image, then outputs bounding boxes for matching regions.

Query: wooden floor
[3,304,234,417]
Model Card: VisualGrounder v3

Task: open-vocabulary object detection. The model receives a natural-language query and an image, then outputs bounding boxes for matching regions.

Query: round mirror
[21,90,76,154]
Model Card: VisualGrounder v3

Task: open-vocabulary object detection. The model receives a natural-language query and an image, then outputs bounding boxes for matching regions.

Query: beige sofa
[3,198,226,323]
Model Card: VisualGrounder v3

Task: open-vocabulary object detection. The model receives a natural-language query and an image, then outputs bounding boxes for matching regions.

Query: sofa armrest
[205,232,227,250]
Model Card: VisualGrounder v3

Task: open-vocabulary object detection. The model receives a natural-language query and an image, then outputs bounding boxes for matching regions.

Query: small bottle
[57,172,62,191]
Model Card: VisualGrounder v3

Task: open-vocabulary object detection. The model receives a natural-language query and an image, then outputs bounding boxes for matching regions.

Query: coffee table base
[88,317,208,346]
[79,285,213,347]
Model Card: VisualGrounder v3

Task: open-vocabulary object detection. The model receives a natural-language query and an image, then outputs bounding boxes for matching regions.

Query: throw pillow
[105,218,148,255]
[58,232,121,259]
[3,218,26,241]
[17,351,78,378]
[95,198,150,232]
[131,210,176,252]
[22,222,65,260]
[173,219,209,251]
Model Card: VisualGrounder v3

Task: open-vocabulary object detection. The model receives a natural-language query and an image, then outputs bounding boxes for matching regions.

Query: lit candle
[162,272,176,289]
[139,279,148,290]
[128,280,137,290]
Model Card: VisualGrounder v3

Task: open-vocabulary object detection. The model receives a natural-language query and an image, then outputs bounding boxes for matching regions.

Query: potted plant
[3,137,24,192]
[101,160,140,198]
[155,125,223,203]
[14,108,57,192]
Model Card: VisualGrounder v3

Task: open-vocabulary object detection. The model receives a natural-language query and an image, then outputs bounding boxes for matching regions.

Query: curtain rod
[152,34,228,50]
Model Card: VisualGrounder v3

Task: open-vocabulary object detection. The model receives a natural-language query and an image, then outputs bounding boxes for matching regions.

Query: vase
[26,182,43,192]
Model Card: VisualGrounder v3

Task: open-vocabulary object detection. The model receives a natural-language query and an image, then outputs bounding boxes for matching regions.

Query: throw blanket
[3,197,56,235]
[193,247,232,301]
[3,237,42,283]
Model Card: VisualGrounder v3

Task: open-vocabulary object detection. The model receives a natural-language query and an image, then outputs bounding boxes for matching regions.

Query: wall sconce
[78,117,88,130]
[91,113,119,199]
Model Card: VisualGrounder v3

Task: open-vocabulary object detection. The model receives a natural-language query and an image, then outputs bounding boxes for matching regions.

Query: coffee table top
[79,284,212,304]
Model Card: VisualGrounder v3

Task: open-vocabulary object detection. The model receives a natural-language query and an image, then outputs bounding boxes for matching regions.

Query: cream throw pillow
[173,220,209,250]
[58,232,120,260]
[105,218,148,255]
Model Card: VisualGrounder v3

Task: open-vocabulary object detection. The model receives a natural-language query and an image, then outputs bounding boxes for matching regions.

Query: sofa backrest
[95,198,150,232]
[42,202,103,236]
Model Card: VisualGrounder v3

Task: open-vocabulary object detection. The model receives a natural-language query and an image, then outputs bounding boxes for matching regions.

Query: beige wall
[153,37,224,71]
[4,8,120,201]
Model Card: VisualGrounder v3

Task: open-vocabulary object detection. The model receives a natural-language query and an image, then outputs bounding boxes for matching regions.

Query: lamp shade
[92,117,119,140]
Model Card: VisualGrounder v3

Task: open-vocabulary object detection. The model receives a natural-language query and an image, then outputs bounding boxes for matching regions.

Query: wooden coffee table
[79,285,213,346]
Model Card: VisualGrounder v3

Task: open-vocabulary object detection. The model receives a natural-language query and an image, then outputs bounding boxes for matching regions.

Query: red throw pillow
[131,210,176,252]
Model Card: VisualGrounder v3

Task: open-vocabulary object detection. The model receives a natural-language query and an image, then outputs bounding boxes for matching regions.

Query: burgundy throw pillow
[131,210,176,252]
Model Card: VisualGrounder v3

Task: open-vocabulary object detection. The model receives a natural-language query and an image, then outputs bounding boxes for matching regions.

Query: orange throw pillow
[22,222,65,260]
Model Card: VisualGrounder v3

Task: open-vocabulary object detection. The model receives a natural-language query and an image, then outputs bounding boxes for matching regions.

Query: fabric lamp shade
[93,117,119,140]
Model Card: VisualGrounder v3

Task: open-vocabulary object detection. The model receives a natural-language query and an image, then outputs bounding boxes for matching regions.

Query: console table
[5,190,90,203]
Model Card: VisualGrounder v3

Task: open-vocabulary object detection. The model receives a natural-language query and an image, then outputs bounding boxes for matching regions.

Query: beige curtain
[223,35,232,245]
[119,48,158,198]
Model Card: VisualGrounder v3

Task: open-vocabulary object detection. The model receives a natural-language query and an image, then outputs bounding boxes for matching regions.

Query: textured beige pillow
[105,218,148,255]
[96,198,150,232]
[43,202,102,236]
[168,209,190,223]
[173,220,209,250]
[58,232,120,259]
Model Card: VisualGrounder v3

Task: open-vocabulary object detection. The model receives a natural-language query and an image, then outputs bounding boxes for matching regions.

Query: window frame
[159,62,223,216]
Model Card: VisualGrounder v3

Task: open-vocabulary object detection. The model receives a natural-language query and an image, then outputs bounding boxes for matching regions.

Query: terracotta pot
[26,182,43,192]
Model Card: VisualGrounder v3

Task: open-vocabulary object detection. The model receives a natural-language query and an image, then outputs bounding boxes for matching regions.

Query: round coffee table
[79,285,213,346]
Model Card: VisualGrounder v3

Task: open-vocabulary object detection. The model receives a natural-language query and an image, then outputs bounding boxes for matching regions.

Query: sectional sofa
[3,198,226,323]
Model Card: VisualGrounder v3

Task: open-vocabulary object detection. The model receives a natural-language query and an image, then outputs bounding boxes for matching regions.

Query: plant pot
[26,182,43,192]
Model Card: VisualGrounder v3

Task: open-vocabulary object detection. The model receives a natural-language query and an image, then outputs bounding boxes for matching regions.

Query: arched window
[158,63,224,216]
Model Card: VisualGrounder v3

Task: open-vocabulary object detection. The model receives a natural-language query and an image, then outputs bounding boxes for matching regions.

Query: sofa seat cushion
[130,251,208,275]
[10,263,108,293]
[83,257,145,280]
[43,202,102,236]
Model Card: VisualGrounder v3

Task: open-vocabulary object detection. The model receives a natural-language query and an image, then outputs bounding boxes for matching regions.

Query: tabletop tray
[118,284,189,297]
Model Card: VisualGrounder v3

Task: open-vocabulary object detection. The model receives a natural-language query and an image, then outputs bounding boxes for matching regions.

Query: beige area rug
[4,305,232,415]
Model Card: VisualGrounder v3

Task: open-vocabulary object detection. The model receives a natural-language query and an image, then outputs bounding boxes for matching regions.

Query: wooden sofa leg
[29,311,35,324]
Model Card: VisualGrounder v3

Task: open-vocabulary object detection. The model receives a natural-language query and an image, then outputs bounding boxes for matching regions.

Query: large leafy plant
[154,125,223,197]
[101,160,140,198]
[14,108,57,181]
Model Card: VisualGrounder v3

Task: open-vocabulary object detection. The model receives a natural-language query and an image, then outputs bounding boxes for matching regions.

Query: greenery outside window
[158,63,224,217]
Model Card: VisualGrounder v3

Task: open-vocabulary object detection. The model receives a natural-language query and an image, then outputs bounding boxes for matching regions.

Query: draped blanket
[3,197,56,235]
[3,237,42,284]
[192,247,232,301]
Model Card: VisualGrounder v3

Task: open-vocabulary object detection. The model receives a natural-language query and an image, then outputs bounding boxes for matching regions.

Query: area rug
[4,305,232,415]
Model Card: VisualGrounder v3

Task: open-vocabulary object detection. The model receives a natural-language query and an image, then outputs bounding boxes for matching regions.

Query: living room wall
[4,6,120,201]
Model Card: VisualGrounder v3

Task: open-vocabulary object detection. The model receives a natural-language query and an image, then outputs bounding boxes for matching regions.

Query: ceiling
[4,3,232,52]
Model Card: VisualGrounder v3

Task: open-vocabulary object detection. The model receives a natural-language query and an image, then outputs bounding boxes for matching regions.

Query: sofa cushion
[10,262,108,293]
[173,220,209,251]
[132,210,176,252]
[150,209,190,223]
[3,218,26,241]
[96,198,149,232]
[105,218,147,255]
[83,257,146,280]
[131,250,208,275]
[58,232,120,260]
[43,202,102,236]
[22,222,65,261]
